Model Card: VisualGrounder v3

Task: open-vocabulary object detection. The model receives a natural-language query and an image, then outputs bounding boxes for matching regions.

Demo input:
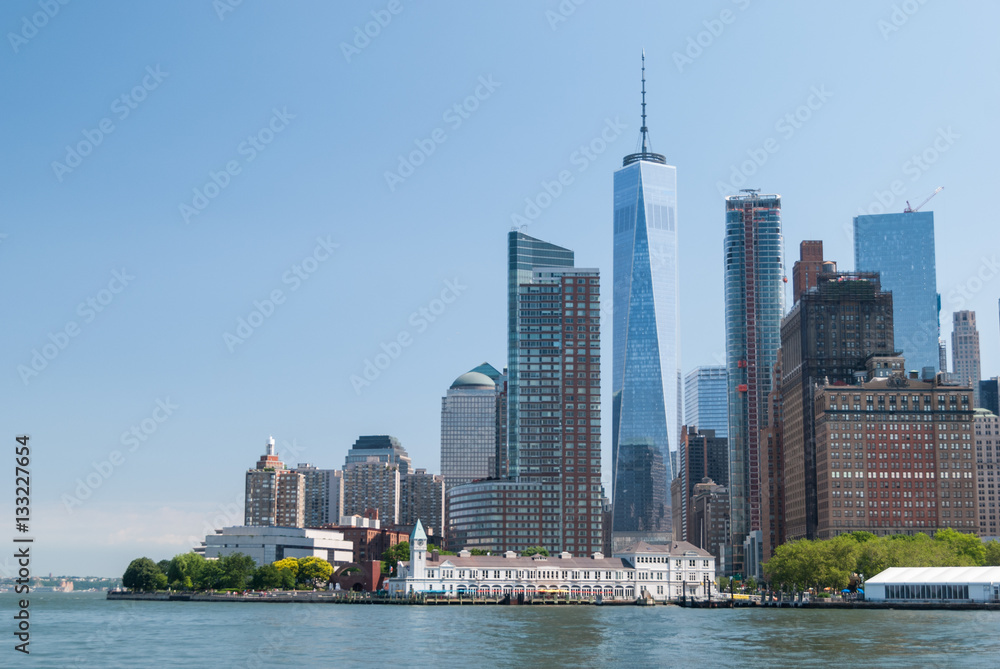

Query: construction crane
[904,186,943,213]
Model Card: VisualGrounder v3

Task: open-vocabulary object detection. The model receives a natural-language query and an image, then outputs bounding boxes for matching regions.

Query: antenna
[640,49,648,155]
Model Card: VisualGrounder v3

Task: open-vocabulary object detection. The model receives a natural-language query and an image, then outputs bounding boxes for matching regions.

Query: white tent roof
[867,566,1000,584]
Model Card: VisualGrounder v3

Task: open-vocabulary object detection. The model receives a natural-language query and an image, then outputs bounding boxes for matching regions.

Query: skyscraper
[508,231,574,477]
[293,464,343,528]
[343,460,401,525]
[780,268,894,543]
[245,437,305,527]
[344,435,412,475]
[854,211,939,373]
[400,468,445,538]
[440,369,501,489]
[952,310,982,407]
[791,240,825,304]
[724,190,784,575]
[612,55,679,547]
[676,426,729,543]
[447,265,603,555]
[684,366,728,438]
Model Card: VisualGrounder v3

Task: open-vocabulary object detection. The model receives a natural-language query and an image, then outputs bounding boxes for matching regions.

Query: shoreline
[105,592,1000,610]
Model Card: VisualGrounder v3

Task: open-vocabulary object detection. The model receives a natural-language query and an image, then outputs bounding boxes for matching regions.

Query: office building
[980,378,1000,416]
[780,267,895,543]
[343,460,401,525]
[691,478,730,572]
[294,464,343,529]
[440,368,503,489]
[724,190,784,574]
[684,366,728,438]
[612,56,680,548]
[854,211,939,374]
[202,526,352,567]
[813,357,976,539]
[244,437,305,528]
[974,409,999,539]
[791,240,826,304]
[400,468,445,539]
[952,310,982,407]
[508,231,574,477]
[676,426,728,543]
[344,435,412,475]
[760,354,784,561]
[939,338,948,374]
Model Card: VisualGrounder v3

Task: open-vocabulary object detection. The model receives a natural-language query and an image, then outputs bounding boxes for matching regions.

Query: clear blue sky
[1,1,996,576]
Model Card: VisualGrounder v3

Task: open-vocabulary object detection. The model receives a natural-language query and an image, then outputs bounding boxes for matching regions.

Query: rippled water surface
[6,592,999,667]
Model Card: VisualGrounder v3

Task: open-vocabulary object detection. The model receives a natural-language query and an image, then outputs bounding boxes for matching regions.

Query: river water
[5,592,999,667]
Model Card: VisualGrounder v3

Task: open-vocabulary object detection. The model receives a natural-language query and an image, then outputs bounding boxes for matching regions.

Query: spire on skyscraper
[623,52,665,167]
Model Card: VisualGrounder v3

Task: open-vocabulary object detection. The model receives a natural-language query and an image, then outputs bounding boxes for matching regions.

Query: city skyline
[4,2,998,577]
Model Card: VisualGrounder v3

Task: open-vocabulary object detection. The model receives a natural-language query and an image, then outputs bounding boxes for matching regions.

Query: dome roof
[451,371,495,389]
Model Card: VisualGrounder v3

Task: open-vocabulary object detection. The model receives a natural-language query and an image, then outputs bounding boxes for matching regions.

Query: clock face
[416,539,426,548]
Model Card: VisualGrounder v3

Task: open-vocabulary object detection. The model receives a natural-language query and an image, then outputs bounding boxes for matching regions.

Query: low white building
[865,566,1000,603]
[202,526,353,566]
[386,520,716,602]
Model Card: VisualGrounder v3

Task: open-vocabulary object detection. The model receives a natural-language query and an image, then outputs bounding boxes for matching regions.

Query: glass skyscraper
[684,366,729,439]
[440,369,500,489]
[508,231,574,477]
[612,57,679,544]
[853,211,939,373]
[724,191,784,576]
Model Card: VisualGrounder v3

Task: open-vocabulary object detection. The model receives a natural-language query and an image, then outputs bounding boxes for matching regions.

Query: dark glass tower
[507,231,574,477]
[612,55,680,547]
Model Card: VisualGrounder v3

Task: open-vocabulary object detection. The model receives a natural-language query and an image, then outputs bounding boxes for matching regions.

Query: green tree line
[121,553,335,592]
[763,529,1000,592]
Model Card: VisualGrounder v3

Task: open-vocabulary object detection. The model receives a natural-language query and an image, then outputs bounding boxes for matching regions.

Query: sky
[1,0,998,577]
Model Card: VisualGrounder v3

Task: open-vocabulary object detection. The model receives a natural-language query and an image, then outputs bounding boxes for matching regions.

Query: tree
[428,544,455,555]
[984,541,1000,566]
[382,542,410,576]
[934,528,986,565]
[297,557,333,588]
[167,552,205,590]
[196,561,224,590]
[156,559,171,575]
[469,548,490,556]
[122,557,167,592]
[220,553,256,590]
[521,546,549,557]
[251,564,282,590]
[278,567,296,589]
[272,557,300,578]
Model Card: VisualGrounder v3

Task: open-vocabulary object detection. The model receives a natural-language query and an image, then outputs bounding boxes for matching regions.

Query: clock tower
[410,519,428,580]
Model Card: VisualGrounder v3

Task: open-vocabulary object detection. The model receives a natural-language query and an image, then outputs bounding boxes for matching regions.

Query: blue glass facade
[853,212,939,374]
[684,366,729,439]
[507,232,574,477]
[612,158,679,540]
[724,193,783,575]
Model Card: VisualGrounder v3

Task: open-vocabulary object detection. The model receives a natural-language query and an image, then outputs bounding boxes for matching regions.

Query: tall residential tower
[612,54,680,547]
[724,190,784,575]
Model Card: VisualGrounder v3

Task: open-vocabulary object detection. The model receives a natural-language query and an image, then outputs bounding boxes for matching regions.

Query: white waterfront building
[865,566,1000,603]
[202,526,353,567]
[387,520,717,602]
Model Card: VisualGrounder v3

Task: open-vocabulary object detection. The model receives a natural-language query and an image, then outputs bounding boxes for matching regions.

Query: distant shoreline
[106,592,1000,610]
